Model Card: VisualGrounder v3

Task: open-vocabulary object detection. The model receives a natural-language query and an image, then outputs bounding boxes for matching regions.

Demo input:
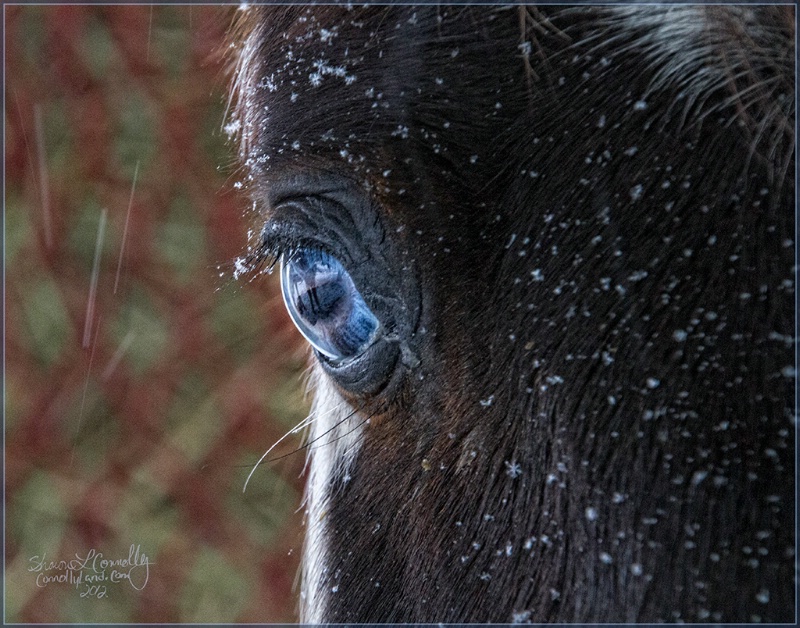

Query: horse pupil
[297,281,346,326]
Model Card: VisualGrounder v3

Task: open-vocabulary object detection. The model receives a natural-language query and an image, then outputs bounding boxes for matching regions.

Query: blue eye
[280,249,380,362]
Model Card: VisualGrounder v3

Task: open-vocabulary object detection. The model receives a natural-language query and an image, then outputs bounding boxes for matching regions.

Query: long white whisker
[242,396,350,493]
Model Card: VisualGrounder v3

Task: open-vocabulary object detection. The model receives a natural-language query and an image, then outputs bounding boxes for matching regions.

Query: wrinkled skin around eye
[281,249,379,362]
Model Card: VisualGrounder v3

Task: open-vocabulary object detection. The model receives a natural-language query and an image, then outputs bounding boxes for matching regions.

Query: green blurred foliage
[152,7,191,80]
[209,284,263,363]
[17,6,46,72]
[114,469,179,558]
[64,380,118,473]
[81,15,120,82]
[6,6,305,623]
[179,546,251,622]
[112,86,158,175]
[7,478,71,620]
[227,458,298,548]
[156,192,207,283]
[40,100,75,179]
[62,587,135,624]
[19,277,73,366]
[4,190,32,266]
[10,471,68,564]
[110,285,169,376]
[68,196,116,263]
[267,366,313,431]
[165,373,223,464]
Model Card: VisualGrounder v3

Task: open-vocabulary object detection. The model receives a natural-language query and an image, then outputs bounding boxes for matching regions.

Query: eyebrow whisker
[242,395,352,492]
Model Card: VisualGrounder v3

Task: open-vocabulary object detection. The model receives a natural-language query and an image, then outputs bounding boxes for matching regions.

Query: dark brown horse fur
[228,5,795,623]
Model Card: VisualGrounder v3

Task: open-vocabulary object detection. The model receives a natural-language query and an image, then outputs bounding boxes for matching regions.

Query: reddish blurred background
[5,5,309,622]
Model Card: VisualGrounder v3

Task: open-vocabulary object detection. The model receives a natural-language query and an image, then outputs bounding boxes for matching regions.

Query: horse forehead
[236,5,793,255]
[239,7,517,177]
[247,9,403,143]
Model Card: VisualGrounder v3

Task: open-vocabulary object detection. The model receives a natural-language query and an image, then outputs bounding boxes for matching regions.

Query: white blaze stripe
[300,367,365,623]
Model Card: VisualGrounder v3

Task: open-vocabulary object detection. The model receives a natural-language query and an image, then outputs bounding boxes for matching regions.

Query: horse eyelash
[235,229,321,280]
[233,243,280,280]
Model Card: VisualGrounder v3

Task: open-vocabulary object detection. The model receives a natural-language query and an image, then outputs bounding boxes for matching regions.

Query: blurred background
[5,5,310,623]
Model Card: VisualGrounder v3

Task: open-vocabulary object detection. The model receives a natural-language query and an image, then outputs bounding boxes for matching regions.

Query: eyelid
[258,217,351,270]
[264,172,353,210]
[259,193,363,267]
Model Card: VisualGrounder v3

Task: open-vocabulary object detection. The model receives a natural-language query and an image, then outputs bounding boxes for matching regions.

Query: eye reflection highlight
[280,249,380,362]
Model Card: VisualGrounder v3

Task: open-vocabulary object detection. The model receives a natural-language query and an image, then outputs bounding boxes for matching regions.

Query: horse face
[230,6,795,623]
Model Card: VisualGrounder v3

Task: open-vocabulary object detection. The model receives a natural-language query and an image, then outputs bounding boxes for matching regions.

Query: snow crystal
[233,257,248,280]
[505,461,523,479]
[629,184,644,201]
[512,610,531,624]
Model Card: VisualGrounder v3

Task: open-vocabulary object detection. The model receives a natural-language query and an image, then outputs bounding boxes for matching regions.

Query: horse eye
[280,249,380,363]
